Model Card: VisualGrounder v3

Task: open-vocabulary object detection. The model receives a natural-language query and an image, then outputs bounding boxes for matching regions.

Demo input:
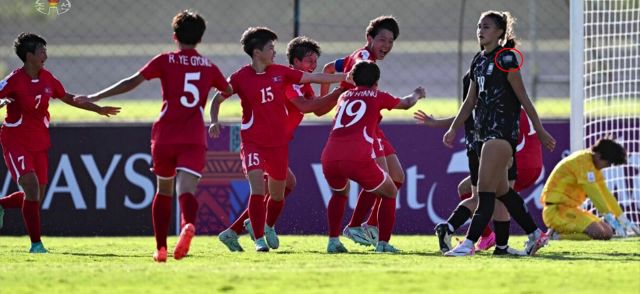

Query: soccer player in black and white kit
[442,11,556,256]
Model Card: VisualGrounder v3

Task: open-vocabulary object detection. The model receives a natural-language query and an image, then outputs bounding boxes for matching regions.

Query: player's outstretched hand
[414,87,426,99]
[97,106,121,117]
[209,122,223,138]
[442,128,456,148]
[414,110,436,127]
[538,129,556,151]
[0,98,14,109]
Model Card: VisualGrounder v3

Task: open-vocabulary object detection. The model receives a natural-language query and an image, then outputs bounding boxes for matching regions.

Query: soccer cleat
[493,246,526,256]
[524,229,550,256]
[218,228,244,252]
[327,238,349,254]
[444,239,475,257]
[29,241,48,254]
[173,223,196,260]
[375,241,400,253]
[0,204,4,230]
[264,225,279,249]
[343,226,374,246]
[243,219,256,241]
[153,247,167,262]
[434,223,452,254]
[361,222,379,245]
[476,232,496,251]
[255,237,269,252]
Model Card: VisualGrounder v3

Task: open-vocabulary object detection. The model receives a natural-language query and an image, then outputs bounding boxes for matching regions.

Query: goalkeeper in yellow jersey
[541,138,640,240]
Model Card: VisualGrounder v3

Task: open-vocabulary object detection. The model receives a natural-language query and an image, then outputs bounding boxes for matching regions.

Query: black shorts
[469,141,517,186]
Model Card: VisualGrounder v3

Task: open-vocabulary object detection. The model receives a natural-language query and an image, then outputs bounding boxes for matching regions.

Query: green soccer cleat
[327,238,349,254]
[264,225,279,249]
[375,241,400,253]
[243,219,256,241]
[343,226,374,246]
[255,237,269,252]
[218,228,244,252]
[29,241,48,254]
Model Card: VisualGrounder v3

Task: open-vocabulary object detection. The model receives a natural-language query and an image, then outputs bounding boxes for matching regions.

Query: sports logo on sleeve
[587,171,596,183]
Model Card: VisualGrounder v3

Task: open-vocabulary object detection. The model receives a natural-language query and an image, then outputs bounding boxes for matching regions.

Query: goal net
[571,0,640,227]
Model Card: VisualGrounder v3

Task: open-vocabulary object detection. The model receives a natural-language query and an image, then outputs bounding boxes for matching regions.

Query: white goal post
[571,0,640,227]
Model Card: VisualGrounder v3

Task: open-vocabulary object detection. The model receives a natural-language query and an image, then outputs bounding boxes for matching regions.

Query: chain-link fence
[1,0,570,121]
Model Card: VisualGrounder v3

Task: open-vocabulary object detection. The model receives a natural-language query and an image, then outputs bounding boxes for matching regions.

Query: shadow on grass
[56,252,149,258]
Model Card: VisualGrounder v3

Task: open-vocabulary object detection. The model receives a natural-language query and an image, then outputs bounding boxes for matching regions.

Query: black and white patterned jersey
[469,46,521,149]
[461,69,474,151]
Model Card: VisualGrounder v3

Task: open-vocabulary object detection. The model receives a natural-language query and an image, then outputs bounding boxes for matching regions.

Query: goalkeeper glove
[603,213,626,237]
[617,214,640,235]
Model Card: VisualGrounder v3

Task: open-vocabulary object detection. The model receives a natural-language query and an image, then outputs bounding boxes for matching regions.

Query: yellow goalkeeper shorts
[542,204,600,233]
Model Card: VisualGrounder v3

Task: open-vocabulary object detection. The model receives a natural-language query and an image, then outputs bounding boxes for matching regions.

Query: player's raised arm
[75,72,146,104]
[290,86,345,116]
[300,72,347,85]
[59,93,121,117]
[320,61,337,96]
[394,87,426,110]
[508,70,555,151]
[443,82,477,148]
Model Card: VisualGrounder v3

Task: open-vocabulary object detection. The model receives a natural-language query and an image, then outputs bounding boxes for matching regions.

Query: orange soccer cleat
[173,223,196,260]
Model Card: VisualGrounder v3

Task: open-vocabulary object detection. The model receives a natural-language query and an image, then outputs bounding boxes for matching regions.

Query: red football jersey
[339,46,376,90]
[0,67,66,151]
[321,87,400,162]
[139,48,229,147]
[515,108,543,169]
[226,64,304,147]
[283,82,314,140]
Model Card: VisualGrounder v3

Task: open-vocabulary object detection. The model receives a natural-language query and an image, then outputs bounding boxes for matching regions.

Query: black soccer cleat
[435,223,452,254]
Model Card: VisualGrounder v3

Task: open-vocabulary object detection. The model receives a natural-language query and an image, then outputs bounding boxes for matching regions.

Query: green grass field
[1,235,639,293]
[42,98,582,123]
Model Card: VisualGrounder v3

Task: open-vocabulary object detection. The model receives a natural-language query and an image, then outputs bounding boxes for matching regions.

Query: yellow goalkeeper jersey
[541,150,623,217]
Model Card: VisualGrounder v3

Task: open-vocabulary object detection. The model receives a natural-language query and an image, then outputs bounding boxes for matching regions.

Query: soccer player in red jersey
[75,11,231,262]
[215,36,345,251]
[0,33,119,253]
[210,27,348,252]
[320,16,404,247]
[322,61,425,253]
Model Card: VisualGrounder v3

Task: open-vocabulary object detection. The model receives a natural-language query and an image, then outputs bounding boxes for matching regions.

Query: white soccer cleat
[444,239,475,257]
[493,245,526,256]
[343,226,374,246]
[524,229,549,256]
[361,223,379,245]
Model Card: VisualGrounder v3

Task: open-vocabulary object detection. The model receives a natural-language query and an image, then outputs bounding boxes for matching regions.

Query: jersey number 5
[180,72,201,108]
[333,99,366,129]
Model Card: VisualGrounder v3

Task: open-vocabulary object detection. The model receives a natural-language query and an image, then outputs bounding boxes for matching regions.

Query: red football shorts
[240,143,288,181]
[151,143,206,178]
[373,128,396,158]
[514,167,543,192]
[322,159,387,192]
[1,142,48,185]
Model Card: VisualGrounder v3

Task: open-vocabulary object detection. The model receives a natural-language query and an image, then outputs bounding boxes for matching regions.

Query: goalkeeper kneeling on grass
[541,138,640,240]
